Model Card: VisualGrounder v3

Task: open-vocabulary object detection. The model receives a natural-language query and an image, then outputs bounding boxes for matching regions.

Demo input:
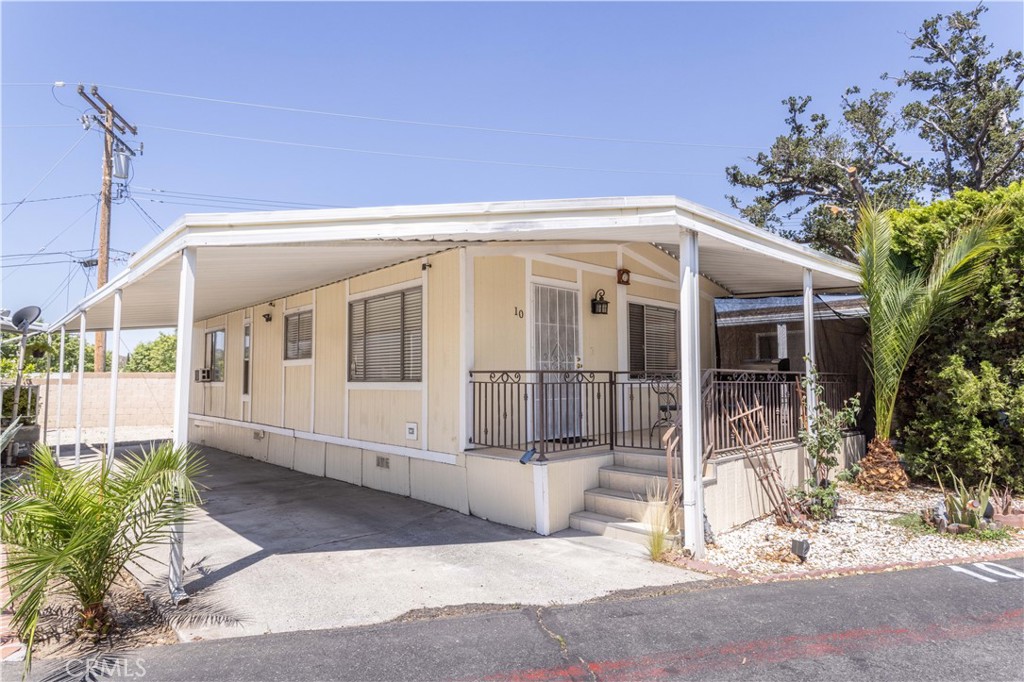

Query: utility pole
[77,85,140,371]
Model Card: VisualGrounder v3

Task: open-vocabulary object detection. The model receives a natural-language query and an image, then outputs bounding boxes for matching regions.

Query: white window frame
[348,285,423,383]
[204,328,226,384]
[242,321,252,400]
[627,300,680,377]
[283,308,314,365]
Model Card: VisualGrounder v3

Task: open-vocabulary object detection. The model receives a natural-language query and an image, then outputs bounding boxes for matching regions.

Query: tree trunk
[855,437,910,491]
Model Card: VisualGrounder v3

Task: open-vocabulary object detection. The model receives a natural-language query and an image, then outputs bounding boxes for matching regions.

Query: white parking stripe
[949,566,998,583]
[973,562,1024,579]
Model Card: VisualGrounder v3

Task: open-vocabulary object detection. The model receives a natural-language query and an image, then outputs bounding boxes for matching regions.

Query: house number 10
[513,306,524,319]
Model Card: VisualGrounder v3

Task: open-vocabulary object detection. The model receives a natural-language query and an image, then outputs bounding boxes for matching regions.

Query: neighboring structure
[48,196,865,585]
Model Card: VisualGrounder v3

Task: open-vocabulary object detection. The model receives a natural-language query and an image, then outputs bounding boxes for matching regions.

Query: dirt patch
[389,602,525,624]
[30,573,177,661]
[583,577,744,603]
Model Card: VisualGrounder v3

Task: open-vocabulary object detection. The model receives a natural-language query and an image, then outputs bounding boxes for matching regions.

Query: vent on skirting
[376,455,390,470]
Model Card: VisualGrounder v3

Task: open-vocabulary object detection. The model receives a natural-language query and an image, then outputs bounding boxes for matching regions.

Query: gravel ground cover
[705,483,1024,575]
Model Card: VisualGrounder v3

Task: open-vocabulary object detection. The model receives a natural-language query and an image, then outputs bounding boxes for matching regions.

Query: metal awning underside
[50,196,861,332]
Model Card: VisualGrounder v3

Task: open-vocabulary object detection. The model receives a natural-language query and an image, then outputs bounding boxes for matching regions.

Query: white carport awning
[69,242,451,331]
[50,196,860,332]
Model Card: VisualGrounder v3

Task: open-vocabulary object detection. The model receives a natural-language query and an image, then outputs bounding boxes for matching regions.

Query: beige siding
[225,311,245,420]
[251,300,284,426]
[410,459,469,514]
[623,253,664,280]
[283,364,313,430]
[627,281,677,304]
[466,455,536,530]
[581,271,618,370]
[347,389,422,446]
[626,243,679,277]
[559,251,618,269]
[313,282,346,436]
[349,260,420,295]
[427,249,462,453]
[531,260,577,283]
[474,256,527,370]
[285,290,314,309]
[189,324,204,414]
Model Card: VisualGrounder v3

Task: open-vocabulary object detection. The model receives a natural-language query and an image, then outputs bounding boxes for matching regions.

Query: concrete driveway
[136,447,704,641]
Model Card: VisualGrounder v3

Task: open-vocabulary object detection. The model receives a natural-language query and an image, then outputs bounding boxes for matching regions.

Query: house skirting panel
[702,433,866,532]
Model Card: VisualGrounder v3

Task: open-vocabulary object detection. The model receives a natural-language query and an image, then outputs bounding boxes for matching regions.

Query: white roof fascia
[47,195,858,331]
[674,201,859,283]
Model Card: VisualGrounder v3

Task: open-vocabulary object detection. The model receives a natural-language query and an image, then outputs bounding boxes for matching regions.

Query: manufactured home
[49,196,865,566]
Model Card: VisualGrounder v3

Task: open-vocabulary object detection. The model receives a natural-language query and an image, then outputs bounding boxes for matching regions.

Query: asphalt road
[10,558,1024,682]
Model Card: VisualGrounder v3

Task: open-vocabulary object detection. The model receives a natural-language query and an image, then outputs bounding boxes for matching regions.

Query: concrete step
[584,487,652,522]
[569,510,661,547]
[599,465,670,496]
[613,450,673,474]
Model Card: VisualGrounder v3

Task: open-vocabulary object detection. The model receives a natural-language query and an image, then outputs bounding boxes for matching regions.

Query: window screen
[627,303,679,375]
[205,330,225,382]
[349,287,422,382]
[242,324,251,396]
[284,310,313,360]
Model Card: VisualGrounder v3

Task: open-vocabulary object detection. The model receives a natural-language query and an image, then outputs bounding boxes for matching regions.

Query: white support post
[679,229,705,558]
[55,326,66,464]
[75,312,87,467]
[169,247,196,606]
[802,269,818,426]
[776,323,788,362]
[106,288,123,467]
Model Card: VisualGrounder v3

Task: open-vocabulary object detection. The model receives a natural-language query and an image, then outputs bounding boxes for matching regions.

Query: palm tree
[855,202,1006,489]
[1,442,204,668]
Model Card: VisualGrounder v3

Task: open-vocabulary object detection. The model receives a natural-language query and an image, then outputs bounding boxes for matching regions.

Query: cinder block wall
[37,372,175,428]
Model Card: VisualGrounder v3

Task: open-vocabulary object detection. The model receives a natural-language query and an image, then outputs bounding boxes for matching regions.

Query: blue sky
[3,1,1022,348]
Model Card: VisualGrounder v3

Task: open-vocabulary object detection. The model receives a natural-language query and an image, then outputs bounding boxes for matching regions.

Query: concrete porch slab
[134,447,705,641]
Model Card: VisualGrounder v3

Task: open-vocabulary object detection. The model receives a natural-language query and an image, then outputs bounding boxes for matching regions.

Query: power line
[133,186,337,209]
[127,197,164,235]
[2,198,100,282]
[1,192,97,206]
[100,83,766,151]
[2,131,91,222]
[145,125,721,177]
[2,123,81,129]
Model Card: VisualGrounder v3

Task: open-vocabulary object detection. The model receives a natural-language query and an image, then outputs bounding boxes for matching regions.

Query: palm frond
[1,442,204,670]
[857,204,1007,439]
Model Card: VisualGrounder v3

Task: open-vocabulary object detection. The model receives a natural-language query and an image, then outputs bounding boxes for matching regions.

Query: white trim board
[188,413,459,465]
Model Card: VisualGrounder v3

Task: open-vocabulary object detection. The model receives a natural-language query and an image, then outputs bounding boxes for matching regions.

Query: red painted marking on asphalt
[481,609,1024,682]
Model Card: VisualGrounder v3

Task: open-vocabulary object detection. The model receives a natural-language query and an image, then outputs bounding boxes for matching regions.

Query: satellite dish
[11,305,41,333]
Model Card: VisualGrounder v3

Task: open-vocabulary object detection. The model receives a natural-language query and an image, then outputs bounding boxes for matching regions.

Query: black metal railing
[468,370,615,456]
[469,369,857,456]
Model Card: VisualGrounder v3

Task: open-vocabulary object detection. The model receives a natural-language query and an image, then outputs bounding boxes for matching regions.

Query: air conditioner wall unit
[194,368,212,382]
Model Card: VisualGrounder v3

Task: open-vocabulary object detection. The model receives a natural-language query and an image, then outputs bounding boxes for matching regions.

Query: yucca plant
[855,202,1006,489]
[1,442,204,667]
[643,478,679,561]
[936,466,993,529]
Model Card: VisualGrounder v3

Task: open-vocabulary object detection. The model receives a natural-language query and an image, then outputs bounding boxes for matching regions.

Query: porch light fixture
[262,312,273,323]
[590,289,609,315]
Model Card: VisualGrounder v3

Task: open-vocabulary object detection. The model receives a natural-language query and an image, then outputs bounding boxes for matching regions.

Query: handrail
[469,369,857,456]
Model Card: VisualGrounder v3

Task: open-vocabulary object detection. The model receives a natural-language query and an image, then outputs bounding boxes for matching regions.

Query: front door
[533,284,581,442]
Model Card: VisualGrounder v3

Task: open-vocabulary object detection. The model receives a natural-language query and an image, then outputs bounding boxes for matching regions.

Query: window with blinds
[349,287,422,382]
[284,310,313,361]
[628,303,679,375]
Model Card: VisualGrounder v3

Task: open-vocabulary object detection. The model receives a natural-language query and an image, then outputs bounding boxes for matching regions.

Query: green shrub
[792,481,841,521]
[890,182,1024,490]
